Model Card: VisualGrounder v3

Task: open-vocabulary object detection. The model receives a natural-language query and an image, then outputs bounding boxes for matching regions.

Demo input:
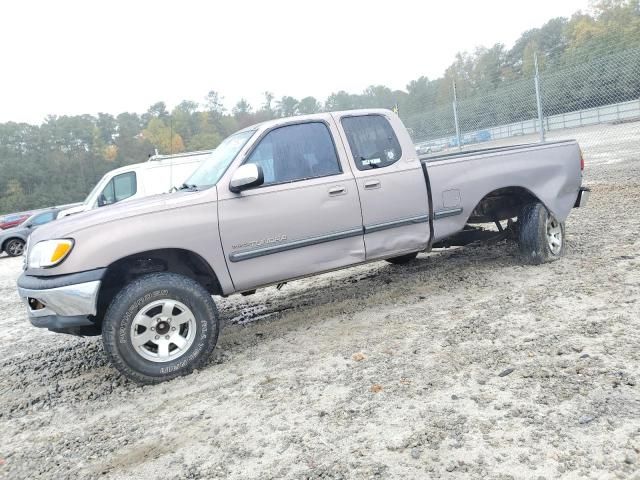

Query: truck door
[218,120,365,292]
[336,112,430,260]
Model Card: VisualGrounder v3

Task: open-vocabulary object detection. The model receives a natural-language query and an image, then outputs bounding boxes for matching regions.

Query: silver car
[0,209,59,257]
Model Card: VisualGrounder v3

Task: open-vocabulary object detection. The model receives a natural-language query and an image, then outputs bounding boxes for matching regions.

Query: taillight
[580,148,585,170]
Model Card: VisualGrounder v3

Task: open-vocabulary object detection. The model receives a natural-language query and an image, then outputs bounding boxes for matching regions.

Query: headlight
[28,239,74,268]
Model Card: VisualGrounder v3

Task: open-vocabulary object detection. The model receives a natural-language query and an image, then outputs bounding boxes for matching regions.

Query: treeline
[1,0,638,214]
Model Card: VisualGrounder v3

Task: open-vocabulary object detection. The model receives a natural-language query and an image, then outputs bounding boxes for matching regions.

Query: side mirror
[229,164,264,193]
[97,194,107,207]
[24,223,33,229]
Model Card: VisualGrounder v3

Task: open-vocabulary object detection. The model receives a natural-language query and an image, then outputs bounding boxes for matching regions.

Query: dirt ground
[0,145,639,479]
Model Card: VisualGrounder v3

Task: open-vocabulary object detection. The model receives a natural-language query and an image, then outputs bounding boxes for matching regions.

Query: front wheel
[5,238,25,257]
[518,202,565,264]
[102,272,219,384]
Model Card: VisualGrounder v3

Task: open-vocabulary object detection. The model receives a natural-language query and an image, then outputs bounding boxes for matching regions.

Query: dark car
[0,213,31,230]
[0,209,59,257]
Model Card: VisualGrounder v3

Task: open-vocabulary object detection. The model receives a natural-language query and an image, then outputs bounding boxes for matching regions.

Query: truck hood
[29,189,215,244]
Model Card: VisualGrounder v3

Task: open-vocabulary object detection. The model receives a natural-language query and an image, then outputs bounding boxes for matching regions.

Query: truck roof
[236,108,394,134]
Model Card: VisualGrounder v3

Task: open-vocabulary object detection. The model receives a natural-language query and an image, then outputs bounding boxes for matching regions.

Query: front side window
[341,115,402,171]
[100,179,115,205]
[113,172,137,202]
[99,172,137,206]
[245,122,341,185]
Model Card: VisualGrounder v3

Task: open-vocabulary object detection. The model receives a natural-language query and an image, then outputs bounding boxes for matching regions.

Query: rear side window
[246,122,341,185]
[341,115,402,170]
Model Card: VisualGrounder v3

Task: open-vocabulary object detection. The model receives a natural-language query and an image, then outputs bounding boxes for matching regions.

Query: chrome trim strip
[434,208,464,220]
[364,214,429,234]
[229,228,363,263]
[229,213,431,263]
[17,280,101,318]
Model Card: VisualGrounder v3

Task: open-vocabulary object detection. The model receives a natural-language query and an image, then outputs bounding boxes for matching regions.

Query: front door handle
[328,185,346,196]
[364,180,381,189]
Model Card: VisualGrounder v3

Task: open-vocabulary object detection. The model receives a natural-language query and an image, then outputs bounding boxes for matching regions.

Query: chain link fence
[405,48,640,165]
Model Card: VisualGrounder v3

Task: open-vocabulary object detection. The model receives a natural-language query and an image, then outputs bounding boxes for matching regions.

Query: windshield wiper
[178,183,200,191]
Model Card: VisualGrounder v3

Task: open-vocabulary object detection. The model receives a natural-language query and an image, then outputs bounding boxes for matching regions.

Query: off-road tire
[518,202,565,265]
[102,272,219,384]
[386,252,419,265]
[5,238,25,257]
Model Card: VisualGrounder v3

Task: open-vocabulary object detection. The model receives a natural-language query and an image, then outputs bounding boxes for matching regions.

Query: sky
[0,0,591,124]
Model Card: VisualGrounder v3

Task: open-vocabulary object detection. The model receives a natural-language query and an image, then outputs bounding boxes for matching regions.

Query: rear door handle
[364,180,381,189]
[328,185,346,196]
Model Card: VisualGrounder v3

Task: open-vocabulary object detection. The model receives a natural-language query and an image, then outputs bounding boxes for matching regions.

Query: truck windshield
[186,130,256,189]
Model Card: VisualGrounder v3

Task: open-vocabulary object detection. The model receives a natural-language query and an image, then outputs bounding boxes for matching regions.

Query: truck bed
[420,139,583,243]
[420,139,577,163]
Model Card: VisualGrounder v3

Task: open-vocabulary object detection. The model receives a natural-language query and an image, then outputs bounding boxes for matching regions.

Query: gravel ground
[0,148,639,479]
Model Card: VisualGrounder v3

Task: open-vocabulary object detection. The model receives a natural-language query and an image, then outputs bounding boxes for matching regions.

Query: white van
[58,150,211,218]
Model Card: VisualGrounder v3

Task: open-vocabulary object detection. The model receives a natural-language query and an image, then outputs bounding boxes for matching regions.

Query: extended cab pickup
[17,109,589,384]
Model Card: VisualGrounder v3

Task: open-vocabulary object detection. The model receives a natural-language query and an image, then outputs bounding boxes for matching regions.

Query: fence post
[452,80,462,150]
[534,53,545,143]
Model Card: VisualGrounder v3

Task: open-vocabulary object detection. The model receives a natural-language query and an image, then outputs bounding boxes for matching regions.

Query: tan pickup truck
[17,109,589,383]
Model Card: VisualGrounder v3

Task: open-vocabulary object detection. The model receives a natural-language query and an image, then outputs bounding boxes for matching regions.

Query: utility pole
[534,53,545,143]
[170,115,173,155]
[452,80,462,151]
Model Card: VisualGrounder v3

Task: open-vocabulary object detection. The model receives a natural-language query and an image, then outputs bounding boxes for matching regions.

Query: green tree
[275,96,298,117]
[232,98,252,115]
[205,91,225,117]
[297,96,321,114]
[147,101,169,119]
[171,100,200,146]
[0,179,27,213]
[142,118,185,155]
[261,91,275,116]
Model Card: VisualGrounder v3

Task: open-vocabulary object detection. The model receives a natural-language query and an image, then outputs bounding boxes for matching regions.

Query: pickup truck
[16,109,589,384]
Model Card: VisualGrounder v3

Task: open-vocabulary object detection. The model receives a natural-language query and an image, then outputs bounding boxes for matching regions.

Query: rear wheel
[386,252,419,265]
[102,272,219,384]
[518,202,565,264]
[5,239,25,257]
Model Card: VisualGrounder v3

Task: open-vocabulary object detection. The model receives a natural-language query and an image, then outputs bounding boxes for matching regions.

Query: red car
[0,213,31,230]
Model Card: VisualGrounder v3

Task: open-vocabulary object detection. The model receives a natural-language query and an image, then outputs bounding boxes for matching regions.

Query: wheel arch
[466,185,547,224]
[96,248,222,323]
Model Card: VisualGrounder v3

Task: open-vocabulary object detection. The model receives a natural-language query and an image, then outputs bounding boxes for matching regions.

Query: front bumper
[17,268,106,334]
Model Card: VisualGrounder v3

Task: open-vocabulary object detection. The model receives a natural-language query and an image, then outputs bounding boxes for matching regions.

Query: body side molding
[228,213,430,262]
[434,208,464,220]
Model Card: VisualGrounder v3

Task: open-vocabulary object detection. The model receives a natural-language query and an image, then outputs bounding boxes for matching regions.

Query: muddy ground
[0,147,638,479]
